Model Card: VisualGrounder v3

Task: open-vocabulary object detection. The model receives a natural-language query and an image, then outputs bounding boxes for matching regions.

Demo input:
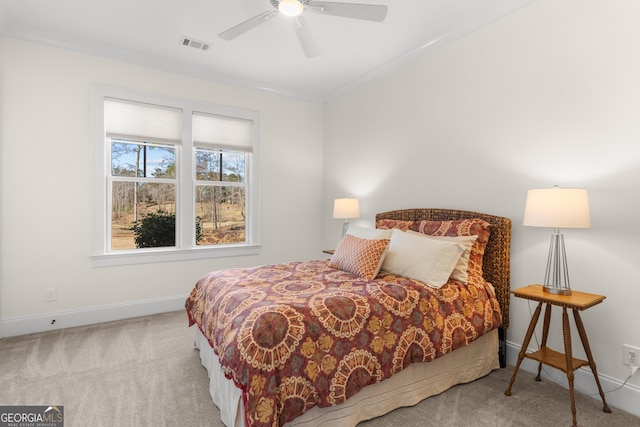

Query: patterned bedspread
[186,260,502,427]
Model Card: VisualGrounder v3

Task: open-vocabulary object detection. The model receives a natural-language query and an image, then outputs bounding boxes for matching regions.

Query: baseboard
[0,295,187,338]
[506,341,640,418]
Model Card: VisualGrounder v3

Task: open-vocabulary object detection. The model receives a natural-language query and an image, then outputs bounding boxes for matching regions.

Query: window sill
[91,244,261,267]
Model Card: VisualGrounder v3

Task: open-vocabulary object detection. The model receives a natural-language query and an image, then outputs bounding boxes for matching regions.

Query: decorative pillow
[347,225,393,240]
[409,219,491,278]
[380,229,466,289]
[407,231,477,284]
[375,219,414,231]
[329,234,390,279]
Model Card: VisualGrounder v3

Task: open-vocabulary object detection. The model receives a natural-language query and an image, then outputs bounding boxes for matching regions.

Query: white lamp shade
[333,198,360,219]
[523,187,591,229]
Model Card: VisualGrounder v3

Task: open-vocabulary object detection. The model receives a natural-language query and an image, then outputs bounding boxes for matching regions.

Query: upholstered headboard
[375,208,512,328]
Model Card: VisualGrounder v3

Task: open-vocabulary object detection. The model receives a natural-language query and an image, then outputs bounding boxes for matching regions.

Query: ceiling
[0,0,535,102]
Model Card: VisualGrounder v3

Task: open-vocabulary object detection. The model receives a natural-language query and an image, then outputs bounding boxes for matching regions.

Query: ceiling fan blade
[293,16,321,58]
[218,10,279,40]
[310,1,388,22]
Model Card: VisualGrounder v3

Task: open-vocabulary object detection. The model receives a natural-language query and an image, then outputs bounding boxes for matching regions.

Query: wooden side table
[504,284,611,427]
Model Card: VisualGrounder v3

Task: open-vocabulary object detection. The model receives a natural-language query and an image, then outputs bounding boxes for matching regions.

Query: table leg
[562,308,578,427]
[537,303,552,381]
[505,301,543,396]
[573,310,612,413]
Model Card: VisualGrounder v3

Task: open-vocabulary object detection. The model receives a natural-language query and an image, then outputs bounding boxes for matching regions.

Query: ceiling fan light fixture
[279,0,304,17]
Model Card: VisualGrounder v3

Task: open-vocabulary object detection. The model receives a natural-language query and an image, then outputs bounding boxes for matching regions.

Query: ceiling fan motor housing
[270,0,313,9]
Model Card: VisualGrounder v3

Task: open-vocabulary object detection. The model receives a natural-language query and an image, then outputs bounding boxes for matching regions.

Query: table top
[512,284,605,310]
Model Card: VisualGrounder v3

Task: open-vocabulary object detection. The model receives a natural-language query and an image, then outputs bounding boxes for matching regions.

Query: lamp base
[542,229,572,296]
[543,285,572,296]
[342,220,350,238]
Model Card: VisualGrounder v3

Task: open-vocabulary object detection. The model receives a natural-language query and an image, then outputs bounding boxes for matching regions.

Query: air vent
[180,36,211,51]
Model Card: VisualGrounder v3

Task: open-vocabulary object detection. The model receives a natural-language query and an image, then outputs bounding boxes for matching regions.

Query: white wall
[324,0,640,413]
[0,37,324,332]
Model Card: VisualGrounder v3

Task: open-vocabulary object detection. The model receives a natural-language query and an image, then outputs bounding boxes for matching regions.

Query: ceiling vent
[180,36,211,51]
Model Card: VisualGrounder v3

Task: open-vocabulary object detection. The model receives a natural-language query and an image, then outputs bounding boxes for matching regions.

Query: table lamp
[523,185,591,295]
[333,198,360,238]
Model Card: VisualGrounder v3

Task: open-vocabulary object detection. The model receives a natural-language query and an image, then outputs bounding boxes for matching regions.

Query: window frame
[91,84,260,267]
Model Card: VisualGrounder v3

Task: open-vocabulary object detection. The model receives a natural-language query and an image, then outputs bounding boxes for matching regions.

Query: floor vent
[180,36,211,51]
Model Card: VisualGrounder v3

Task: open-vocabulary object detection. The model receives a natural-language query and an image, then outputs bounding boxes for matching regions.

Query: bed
[186,208,511,427]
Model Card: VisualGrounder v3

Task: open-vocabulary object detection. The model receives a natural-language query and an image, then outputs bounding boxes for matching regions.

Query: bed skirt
[193,327,499,427]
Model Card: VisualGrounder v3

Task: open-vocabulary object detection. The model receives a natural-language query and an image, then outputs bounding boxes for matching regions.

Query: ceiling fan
[218,0,388,58]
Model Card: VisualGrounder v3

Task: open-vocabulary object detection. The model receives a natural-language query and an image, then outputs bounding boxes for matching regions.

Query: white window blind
[192,112,253,152]
[105,98,182,143]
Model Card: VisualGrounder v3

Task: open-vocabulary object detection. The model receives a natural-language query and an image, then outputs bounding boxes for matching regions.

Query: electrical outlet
[45,288,57,302]
[623,344,640,369]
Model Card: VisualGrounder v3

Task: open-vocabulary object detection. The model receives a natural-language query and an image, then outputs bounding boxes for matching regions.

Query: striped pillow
[411,219,491,278]
[329,234,390,279]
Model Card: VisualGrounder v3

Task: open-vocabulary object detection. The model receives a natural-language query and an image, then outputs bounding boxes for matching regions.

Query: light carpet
[1,311,638,427]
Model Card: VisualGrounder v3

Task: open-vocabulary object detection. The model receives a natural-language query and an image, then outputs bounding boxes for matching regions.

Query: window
[111,138,177,250]
[194,148,247,245]
[192,112,252,247]
[92,85,260,266]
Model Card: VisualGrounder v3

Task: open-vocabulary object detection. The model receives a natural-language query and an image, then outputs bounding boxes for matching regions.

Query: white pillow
[346,225,393,240]
[381,229,466,288]
[407,231,477,284]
